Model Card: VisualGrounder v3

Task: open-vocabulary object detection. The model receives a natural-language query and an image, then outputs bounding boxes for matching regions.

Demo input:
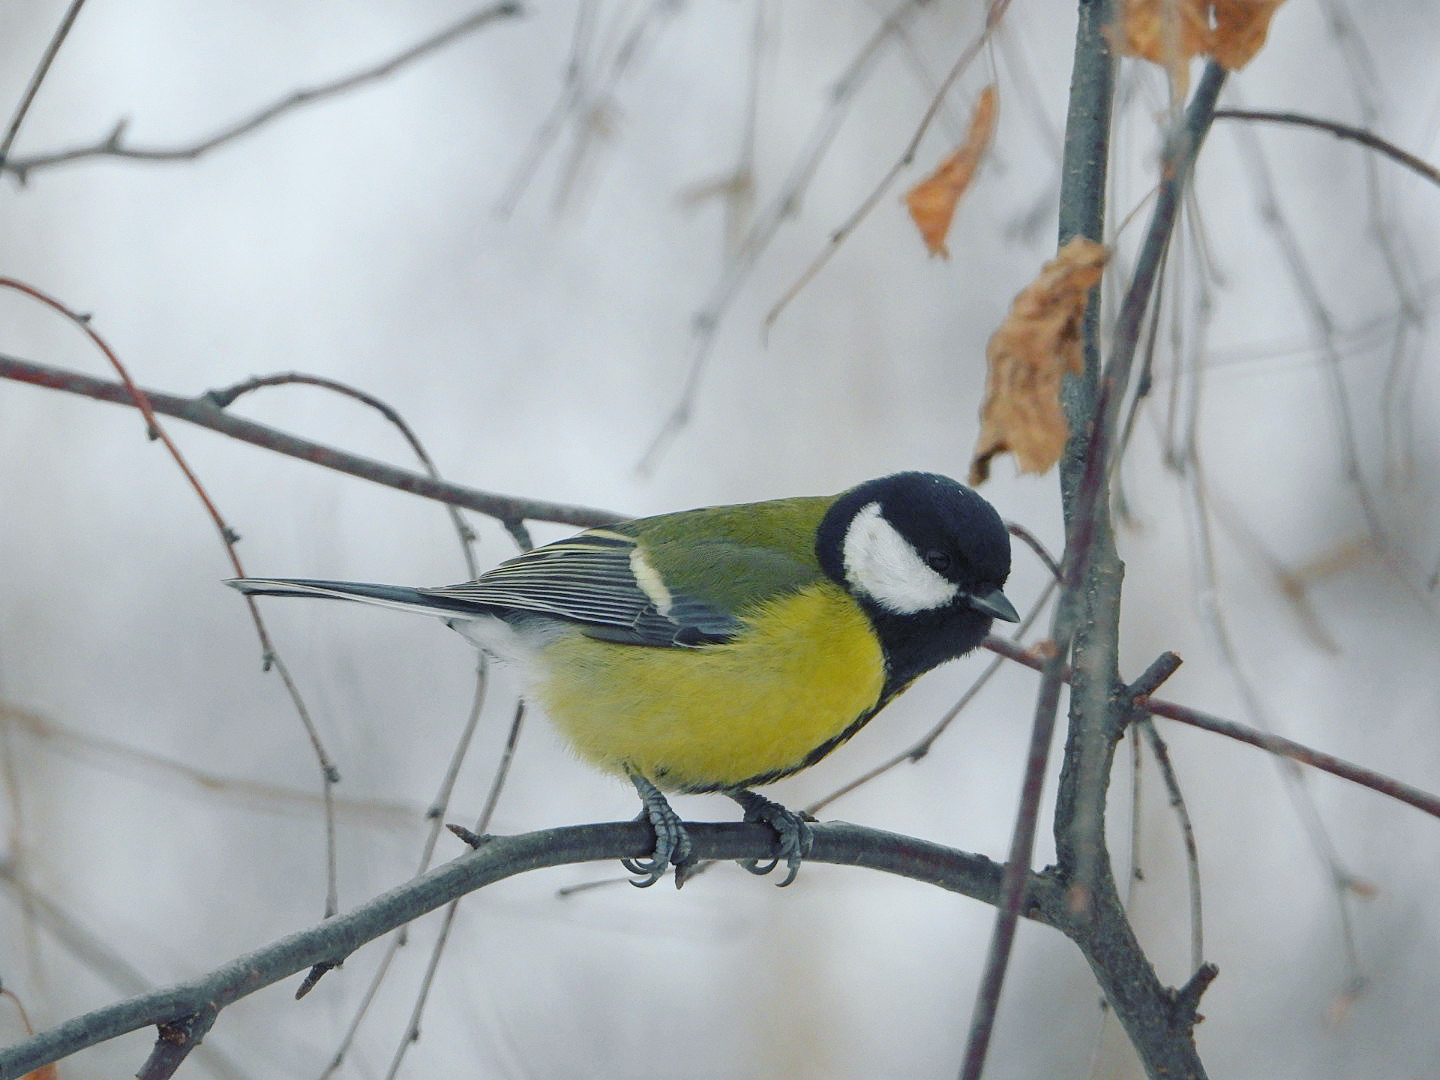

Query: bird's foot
[622,770,695,888]
[728,790,814,887]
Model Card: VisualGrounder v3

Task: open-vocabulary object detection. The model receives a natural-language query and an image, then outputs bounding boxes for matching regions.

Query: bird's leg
[622,769,695,888]
[727,790,814,887]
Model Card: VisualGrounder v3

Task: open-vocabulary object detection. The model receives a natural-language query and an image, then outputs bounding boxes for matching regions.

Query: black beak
[967,586,1019,623]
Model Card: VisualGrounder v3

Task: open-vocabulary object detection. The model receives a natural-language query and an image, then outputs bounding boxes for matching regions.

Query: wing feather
[424,531,744,647]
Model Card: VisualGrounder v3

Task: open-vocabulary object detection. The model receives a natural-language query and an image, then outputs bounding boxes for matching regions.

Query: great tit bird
[229,471,1017,887]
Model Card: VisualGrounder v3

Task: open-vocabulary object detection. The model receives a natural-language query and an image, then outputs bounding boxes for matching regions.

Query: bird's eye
[924,550,951,573]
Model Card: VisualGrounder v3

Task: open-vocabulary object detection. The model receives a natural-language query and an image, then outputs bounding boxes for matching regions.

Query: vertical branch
[1052,0,1123,895]
[1050,16,1141,901]
[1058,0,1117,400]
[1049,7,1226,1079]
[959,5,1118,1078]
[1057,60,1226,883]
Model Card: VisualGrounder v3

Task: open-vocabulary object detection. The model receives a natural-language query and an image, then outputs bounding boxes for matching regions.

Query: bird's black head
[816,472,1017,694]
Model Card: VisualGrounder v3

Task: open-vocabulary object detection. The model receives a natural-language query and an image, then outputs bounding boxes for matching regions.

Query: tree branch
[0,0,89,166]
[0,3,524,182]
[961,2,1117,1077]
[0,821,1064,1078]
[983,634,1440,822]
[1212,108,1440,189]
[1047,48,1228,1080]
[0,352,618,530]
[136,1008,216,1080]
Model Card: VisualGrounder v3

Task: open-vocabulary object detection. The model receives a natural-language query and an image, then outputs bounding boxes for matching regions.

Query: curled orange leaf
[969,236,1110,485]
[905,85,997,259]
[1108,0,1288,93]
[1210,0,1287,69]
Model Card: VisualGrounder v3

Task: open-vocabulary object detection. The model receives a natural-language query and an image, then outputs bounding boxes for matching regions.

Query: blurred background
[2,2,1439,1077]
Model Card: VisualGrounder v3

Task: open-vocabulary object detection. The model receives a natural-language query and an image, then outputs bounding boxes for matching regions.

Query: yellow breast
[530,583,887,792]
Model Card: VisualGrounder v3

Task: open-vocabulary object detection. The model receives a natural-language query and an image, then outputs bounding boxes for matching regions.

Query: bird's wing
[425,526,819,648]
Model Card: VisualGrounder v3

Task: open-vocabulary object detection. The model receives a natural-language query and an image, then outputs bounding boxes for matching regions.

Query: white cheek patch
[842,502,959,614]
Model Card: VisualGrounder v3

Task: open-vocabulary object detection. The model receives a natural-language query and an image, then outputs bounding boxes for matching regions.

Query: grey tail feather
[225,578,491,620]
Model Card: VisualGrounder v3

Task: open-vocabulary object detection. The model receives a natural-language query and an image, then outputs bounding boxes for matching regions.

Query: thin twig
[961,638,1067,1080]
[0,0,89,167]
[382,905,456,1080]
[1212,109,1440,188]
[0,854,148,1001]
[1125,656,1202,973]
[211,371,485,580]
[1,3,523,181]
[1223,96,1397,571]
[870,0,975,147]
[1176,457,1366,984]
[1136,718,1205,971]
[322,489,528,1074]
[382,700,527,1078]
[0,279,347,917]
[1215,95,1428,633]
[635,0,938,474]
[763,1,1010,334]
[3,703,415,828]
[1221,101,1434,550]
[211,371,503,1036]
[1127,723,1144,888]
[1101,64,1227,449]
[982,635,1440,821]
[1169,962,1219,1032]
[674,0,769,257]
[0,688,33,983]
[1126,651,1182,700]
[1112,245,1169,521]
[494,1,596,217]
[1317,0,1429,496]
[0,352,620,529]
[550,0,679,213]
[1006,522,1063,581]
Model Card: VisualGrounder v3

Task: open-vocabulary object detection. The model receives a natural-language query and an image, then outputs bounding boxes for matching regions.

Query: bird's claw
[625,770,696,888]
[730,790,814,887]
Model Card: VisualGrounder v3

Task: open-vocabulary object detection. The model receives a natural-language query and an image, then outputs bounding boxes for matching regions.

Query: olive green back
[607,494,836,617]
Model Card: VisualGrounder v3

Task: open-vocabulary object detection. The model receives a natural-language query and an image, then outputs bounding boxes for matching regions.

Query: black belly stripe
[673,692,895,794]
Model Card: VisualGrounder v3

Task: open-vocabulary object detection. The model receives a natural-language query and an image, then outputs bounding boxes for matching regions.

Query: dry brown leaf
[1110,0,1211,65]
[905,84,997,258]
[1210,0,1287,69]
[1107,0,1210,95]
[1107,0,1288,91]
[969,236,1109,485]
